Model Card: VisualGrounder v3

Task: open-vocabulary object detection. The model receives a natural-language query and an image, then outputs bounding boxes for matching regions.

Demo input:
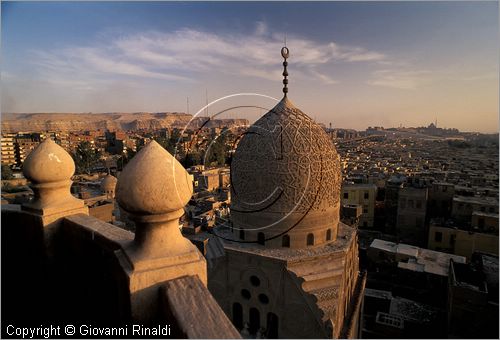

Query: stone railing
[1,138,240,339]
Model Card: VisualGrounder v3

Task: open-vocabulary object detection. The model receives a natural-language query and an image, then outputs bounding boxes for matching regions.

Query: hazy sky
[2,1,498,132]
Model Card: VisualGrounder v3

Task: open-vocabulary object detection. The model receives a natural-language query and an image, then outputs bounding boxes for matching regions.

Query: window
[232,303,243,329]
[239,230,245,240]
[241,289,251,300]
[434,231,443,242]
[408,200,414,208]
[326,229,332,241]
[489,207,495,213]
[400,199,406,209]
[250,276,260,287]
[343,192,349,199]
[267,313,279,338]
[363,206,368,214]
[257,232,265,245]
[443,186,447,192]
[363,221,368,227]
[416,200,422,209]
[282,235,290,248]
[364,191,369,200]
[249,308,260,334]
[258,294,269,304]
[307,233,314,246]
[478,218,485,229]
[450,234,456,246]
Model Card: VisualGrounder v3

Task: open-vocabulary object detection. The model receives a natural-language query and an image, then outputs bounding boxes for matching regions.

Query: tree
[1,164,14,180]
[182,151,202,168]
[206,132,228,166]
[72,141,100,175]
[154,130,186,159]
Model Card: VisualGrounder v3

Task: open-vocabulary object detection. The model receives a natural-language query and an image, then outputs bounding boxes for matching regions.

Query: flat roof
[370,239,466,276]
[365,288,393,300]
[342,183,378,189]
[472,211,499,218]
[453,196,498,205]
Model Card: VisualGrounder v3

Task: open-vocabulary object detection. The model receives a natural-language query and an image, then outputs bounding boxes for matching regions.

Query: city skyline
[2,1,499,133]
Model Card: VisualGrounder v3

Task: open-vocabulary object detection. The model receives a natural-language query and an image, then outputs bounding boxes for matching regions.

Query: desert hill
[1,112,249,132]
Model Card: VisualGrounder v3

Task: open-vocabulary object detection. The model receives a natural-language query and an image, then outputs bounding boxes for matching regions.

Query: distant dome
[230,96,342,248]
[101,174,117,199]
[101,174,117,191]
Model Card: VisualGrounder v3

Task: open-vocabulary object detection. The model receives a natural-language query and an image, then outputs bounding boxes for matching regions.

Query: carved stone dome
[230,96,342,248]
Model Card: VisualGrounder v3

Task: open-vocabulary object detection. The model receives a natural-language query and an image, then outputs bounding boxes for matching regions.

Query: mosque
[208,47,366,338]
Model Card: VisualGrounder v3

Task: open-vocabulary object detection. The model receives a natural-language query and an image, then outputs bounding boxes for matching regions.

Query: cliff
[1,112,249,132]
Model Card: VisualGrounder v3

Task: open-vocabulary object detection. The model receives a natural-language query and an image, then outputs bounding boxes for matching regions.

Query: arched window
[326,229,332,241]
[239,229,245,240]
[267,312,279,338]
[282,235,290,248]
[232,303,243,329]
[249,307,260,334]
[307,233,314,246]
[257,232,265,245]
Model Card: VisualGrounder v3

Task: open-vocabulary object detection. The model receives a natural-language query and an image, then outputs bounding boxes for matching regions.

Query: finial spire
[281,46,289,96]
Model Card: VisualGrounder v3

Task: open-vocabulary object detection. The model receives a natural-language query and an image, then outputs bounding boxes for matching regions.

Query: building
[448,252,499,338]
[341,204,363,228]
[341,183,377,228]
[105,130,127,155]
[384,175,405,233]
[428,182,455,218]
[208,48,365,339]
[362,288,444,338]
[364,239,467,338]
[451,196,498,224]
[428,216,498,260]
[196,169,220,192]
[396,186,428,246]
[1,135,17,166]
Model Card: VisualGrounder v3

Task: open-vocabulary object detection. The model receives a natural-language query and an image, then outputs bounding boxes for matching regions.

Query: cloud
[255,21,268,36]
[24,23,386,91]
[309,69,338,85]
[366,69,431,89]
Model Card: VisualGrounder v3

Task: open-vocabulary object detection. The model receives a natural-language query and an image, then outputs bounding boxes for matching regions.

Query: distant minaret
[187,97,190,115]
[329,122,332,130]
[435,117,438,128]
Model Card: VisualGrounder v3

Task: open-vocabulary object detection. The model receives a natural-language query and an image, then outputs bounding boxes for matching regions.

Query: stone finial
[22,138,85,215]
[115,140,194,262]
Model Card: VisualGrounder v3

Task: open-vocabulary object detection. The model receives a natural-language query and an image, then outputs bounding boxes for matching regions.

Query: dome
[101,174,117,191]
[23,138,75,183]
[115,140,193,216]
[101,174,118,199]
[230,96,342,248]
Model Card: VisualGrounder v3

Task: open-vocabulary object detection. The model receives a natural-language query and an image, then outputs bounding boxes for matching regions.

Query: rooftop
[370,238,466,276]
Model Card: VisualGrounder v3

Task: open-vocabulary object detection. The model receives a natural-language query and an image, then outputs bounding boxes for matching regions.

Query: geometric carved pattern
[231,96,341,214]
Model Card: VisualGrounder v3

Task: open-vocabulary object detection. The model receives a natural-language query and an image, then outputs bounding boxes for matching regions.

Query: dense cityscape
[2,115,498,338]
